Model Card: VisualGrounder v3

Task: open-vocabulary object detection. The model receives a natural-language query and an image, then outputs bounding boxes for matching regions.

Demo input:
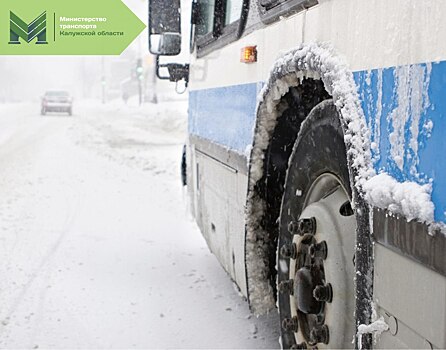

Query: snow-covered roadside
[0,101,279,349]
[71,99,188,178]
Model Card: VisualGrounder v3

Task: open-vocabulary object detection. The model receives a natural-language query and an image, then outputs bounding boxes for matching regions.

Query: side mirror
[152,32,181,56]
[149,0,182,56]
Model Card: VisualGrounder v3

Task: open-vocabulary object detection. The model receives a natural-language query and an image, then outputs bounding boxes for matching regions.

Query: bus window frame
[194,0,250,58]
[257,0,318,24]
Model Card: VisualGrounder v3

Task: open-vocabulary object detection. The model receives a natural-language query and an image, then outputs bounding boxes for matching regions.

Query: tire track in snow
[0,122,85,346]
[0,188,82,336]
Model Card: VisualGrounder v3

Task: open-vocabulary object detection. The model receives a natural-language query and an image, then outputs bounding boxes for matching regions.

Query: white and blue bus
[148,1,446,348]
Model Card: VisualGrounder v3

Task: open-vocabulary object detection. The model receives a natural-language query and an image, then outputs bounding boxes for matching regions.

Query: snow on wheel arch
[244,42,437,316]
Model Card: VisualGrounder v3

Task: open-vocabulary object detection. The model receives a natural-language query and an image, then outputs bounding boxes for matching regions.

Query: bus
[148,1,446,348]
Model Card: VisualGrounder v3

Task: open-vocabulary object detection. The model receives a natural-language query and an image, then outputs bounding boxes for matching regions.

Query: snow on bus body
[355,64,445,231]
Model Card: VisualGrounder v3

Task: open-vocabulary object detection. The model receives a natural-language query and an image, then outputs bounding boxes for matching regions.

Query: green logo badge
[1,0,145,55]
[9,11,48,45]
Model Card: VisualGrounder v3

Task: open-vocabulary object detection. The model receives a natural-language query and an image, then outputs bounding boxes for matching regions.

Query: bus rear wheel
[277,100,356,349]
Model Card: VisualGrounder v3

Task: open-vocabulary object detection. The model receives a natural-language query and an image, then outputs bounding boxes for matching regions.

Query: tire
[277,100,356,349]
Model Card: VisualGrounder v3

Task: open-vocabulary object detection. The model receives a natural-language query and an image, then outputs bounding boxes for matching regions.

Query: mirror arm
[155,55,171,81]
[156,55,190,87]
[167,64,189,86]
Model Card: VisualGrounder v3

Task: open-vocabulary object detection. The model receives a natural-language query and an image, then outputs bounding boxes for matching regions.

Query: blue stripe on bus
[189,82,262,154]
[354,62,446,223]
[189,62,446,223]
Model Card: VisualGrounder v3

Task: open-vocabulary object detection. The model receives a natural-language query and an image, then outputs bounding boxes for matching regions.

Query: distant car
[41,91,73,116]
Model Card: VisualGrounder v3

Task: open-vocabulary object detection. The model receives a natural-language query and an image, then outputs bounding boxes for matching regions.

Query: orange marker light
[240,46,257,63]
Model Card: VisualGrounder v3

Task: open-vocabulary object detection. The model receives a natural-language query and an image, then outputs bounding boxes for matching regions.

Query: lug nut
[280,243,297,259]
[310,324,329,344]
[298,217,316,235]
[282,316,299,332]
[290,343,307,349]
[309,241,328,260]
[313,283,333,303]
[288,221,298,235]
[289,218,316,236]
[278,279,294,295]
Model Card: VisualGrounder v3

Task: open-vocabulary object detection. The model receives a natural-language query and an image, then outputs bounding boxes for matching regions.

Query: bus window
[194,0,246,56]
[196,0,216,36]
[258,0,317,24]
[259,0,281,11]
[225,0,243,25]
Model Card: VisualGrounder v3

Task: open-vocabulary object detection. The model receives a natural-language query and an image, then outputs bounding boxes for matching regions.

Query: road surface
[0,100,280,349]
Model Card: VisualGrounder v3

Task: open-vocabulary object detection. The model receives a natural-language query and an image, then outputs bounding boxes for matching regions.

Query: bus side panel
[373,244,446,348]
[187,84,259,296]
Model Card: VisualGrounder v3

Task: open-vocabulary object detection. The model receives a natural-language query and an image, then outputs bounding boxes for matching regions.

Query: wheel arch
[244,43,374,345]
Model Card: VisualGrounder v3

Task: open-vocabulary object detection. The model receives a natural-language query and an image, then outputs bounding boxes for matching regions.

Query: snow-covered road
[0,101,279,349]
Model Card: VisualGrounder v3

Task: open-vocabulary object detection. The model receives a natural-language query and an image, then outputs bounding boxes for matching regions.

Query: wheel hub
[280,174,356,348]
[294,252,324,316]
